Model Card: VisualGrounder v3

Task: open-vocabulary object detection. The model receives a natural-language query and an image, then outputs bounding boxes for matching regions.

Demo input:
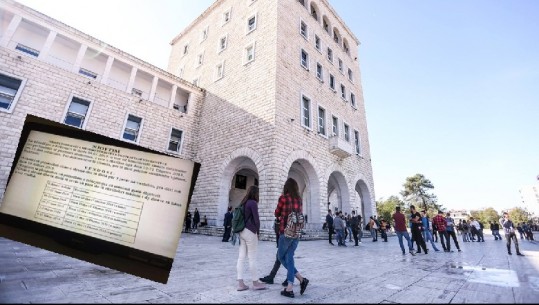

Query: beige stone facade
[0,0,376,232]
[170,0,376,229]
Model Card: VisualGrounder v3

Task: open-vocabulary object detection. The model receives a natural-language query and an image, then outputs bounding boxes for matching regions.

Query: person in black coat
[222,207,233,242]
[185,212,192,233]
[193,208,200,230]
[326,209,335,245]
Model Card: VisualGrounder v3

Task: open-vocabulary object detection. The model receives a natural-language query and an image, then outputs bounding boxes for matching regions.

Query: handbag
[284,199,304,239]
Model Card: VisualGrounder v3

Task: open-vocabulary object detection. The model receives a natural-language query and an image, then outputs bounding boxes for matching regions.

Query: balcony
[329,136,353,158]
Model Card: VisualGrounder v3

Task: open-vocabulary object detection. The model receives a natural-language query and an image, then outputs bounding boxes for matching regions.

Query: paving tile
[0,233,537,303]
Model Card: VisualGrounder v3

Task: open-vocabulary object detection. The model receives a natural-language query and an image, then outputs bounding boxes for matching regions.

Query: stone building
[0,0,376,232]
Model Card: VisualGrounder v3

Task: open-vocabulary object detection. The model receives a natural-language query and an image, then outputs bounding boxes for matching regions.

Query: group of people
[224,178,309,298]
[183,208,208,233]
[324,210,364,246]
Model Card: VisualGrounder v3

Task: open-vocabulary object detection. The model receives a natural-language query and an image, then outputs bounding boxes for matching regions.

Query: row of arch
[214,148,374,228]
[297,0,350,55]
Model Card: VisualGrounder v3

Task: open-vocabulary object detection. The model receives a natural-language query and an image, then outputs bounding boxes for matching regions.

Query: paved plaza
[1,232,538,303]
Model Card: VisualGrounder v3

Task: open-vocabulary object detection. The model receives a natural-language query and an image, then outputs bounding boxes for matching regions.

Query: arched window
[310,3,319,21]
[298,0,306,7]
[323,16,330,34]
[333,27,340,45]
[343,38,350,55]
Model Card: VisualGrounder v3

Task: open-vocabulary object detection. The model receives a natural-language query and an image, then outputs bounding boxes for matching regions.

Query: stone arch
[281,150,321,227]
[217,147,265,225]
[352,172,375,225]
[324,164,351,215]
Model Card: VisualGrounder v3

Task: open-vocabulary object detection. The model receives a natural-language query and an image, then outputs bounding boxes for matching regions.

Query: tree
[508,207,531,225]
[376,196,404,223]
[470,208,500,229]
[400,174,439,211]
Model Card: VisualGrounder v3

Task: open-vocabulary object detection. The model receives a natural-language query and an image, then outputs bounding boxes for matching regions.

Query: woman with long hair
[236,185,266,291]
[274,178,309,298]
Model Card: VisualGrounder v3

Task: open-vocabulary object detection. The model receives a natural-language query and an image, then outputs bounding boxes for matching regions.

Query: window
[318,106,326,136]
[196,52,204,67]
[219,35,228,52]
[168,128,183,153]
[333,29,340,44]
[300,49,309,70]
[316,63,323,80]
[244,42,256,65]
[123,114,142,142]
[344,41,350,55]
[223,9,231,25]
[332,116,338,136]
[132,88,143,97]
[315,35,321,52]
[216,61,225,80]
[311,6,318,21]
[247,14,257,33]
[338,58,343,73]
[64,97,90,128]
[183,44,189,55]
[350,92,356,108]
[327,47,333,62]
[15,43,39,57]
[201,26,208,42]
[329,74,335,90]
[0,72,25,112]
[348,68,353,82]
[298,0,305,6]
[301,95,311,128]
[344,123,350,142]
[323,18,329,34]
[354,130,360,155]
[300,20,308,39]
[235,175,247,189]
[340,84,346,100]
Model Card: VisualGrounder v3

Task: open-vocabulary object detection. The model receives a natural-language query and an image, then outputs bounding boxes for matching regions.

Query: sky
[15,0,539,214]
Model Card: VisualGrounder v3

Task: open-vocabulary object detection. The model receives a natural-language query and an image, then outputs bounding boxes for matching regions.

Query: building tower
[169,0,376,229]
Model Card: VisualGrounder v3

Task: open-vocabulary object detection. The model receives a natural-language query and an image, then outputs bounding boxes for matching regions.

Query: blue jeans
[396,230,413,253]
[422,230,439,251]
[278,235,299,285]
[336,229,345,245]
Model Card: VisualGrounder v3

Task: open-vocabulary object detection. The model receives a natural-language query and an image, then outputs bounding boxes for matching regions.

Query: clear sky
[16,0,539,214]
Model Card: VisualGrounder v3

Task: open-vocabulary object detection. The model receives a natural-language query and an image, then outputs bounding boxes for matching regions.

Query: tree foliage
[470,208,500,228]
[376,196,404,223]
[508,207,531,225]
[400,174,439,211]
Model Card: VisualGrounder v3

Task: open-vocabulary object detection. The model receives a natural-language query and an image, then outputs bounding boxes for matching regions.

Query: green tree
[508,207,531,225]
[376,196,404,223]
[400,174,439,211]
[469,208,500,229]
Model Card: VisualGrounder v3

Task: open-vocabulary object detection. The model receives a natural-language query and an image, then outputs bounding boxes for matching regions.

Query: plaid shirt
[432,214,447,231]
[274,194,302,234]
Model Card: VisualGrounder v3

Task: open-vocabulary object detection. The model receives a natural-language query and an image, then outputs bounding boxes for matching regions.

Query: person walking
[490,221,503,240]
[236,186,266,291]
[326,209,335,246]
[421,210,440,251]
[409,205,428,254]
[432,210,449,252]
[275,178,309,298]
[350,211,361,246]
[445,212,462,252]
[222,206,233,242]
[500,212,524,256]
[392,206,415,255]
[369,216,378,242]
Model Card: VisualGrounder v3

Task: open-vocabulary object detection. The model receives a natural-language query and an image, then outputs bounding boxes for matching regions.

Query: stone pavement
[0,232,538,303]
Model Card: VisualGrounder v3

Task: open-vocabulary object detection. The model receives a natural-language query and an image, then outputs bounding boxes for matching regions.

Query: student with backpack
[274,178,309,298]
[233,186,267,291]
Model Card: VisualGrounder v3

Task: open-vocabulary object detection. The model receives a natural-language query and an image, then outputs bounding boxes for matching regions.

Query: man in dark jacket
[222,207,233,242]
[350,210,361,246]
[326,209,334,245]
